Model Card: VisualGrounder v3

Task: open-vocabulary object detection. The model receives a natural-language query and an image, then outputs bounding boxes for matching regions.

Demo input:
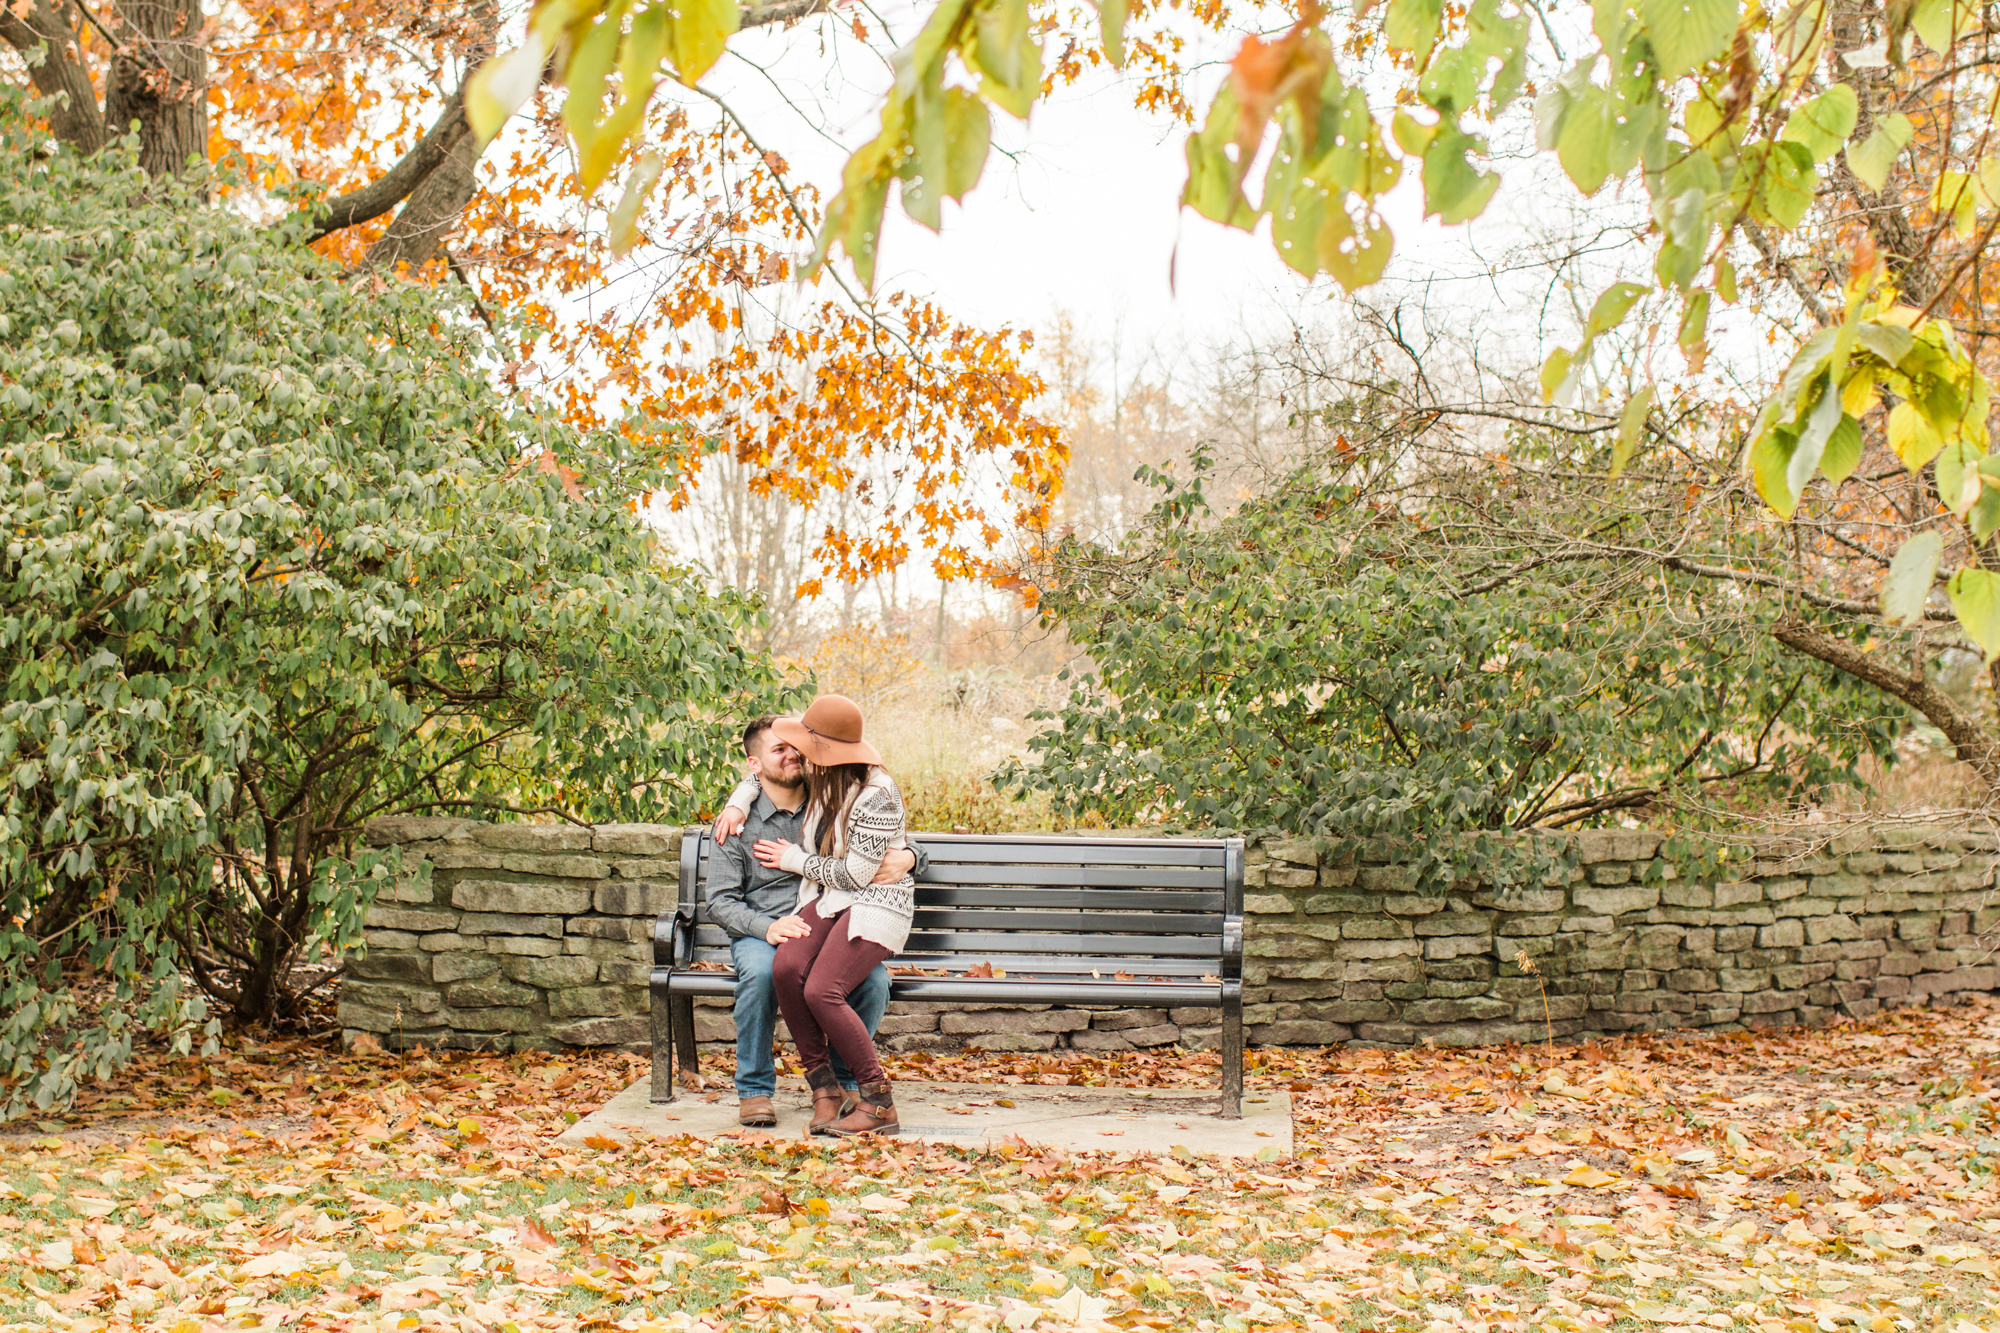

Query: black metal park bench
[651,831,1247,1116]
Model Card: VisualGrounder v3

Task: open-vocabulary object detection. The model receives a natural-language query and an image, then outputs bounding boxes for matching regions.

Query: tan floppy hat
[770,694,882,768]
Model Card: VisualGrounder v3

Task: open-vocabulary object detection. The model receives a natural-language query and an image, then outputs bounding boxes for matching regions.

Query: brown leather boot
[822,1081,898,1137]
[805,1065,844,1136]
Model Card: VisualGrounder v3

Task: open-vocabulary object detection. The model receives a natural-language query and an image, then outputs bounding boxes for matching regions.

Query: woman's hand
[752,838,793,869]
[712,805,747,843]
[765,914,811,945]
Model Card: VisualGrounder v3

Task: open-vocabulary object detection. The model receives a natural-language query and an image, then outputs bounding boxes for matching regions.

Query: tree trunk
[360,128,482,274]
[103,0,207,178]
[0,2,107,154]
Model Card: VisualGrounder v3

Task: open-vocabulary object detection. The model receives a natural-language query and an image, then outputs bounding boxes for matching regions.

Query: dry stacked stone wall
[340,819,2000,1054]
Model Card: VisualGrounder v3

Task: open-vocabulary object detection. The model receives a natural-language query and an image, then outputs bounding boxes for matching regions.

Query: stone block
[966,1032,1057,1052]
[365,816,479,846]
[1334,937,1423,960]
[1318,865,1359,889]
[563,937,651,964]
[1757,920,1804,948]
[1835,959,1879,980]
[1873,975,1911,998]
[1718,967,1770,992]
[1267,867,1317,890]
[593,881,674,916]
[503,955,599,988]
[1573,885,1661,916]
[1092,1009,1172,1031]
[489,936,564,956]
[458,912,565,937]
[1774,962,1835,989]
[1360,867,1419,894]
[1561,915,1615,932]
[1714,881,1763,908]
[1246,936,1326,959]
[609,859,677,880]
[1415,912,1495,936]
[1877,951,1923,976]
[1737,990,1797,1016]
[1353,1022,1417,1044]
[1245,894,1297,914]
[1305,892,1378,914]
[1589,863,1632,886]
[568,916,653,942]
[549,985,630,1018]
[1344,917,1414,939]
[1571,830,1663,863]
[592,824,679,856]
[433,953,499,983]
[416,932,479,952]
[1071,1028,1134,1051]
[1250,1020,1349,1046]
[443,977,539,1008]
[439,1005,538,1033]
[342,980,443,1014]
[1796,942,1843,963]
[1424,934,1492,961]
[363,906,458,933]
[347,951,431,983]
[940,1009,1090,1035]
[1812,874,1870,899]
[876,1013,941,1035]
[1472,888,1566,913]
[1429,957,1496,981]
[550,1015,650,1046]
[1805,914,1861,944]
[1667,969,1717,992]
[452,880,593,915]
[1662,883,1715,908]
[365,929,423,952]
[475,823,595,852]
[1402,996,1513,1024]
[1179,1026,1222,1050]
[1267,837,1320,866]
[1124,1023,1184,1047]
[1378,892,1443,915]
[1898,914,1941,940]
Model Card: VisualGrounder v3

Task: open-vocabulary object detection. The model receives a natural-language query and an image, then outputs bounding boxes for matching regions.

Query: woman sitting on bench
[751,694,914,1137]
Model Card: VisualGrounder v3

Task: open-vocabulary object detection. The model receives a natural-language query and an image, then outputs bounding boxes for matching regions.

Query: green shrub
[0,94,779,1113]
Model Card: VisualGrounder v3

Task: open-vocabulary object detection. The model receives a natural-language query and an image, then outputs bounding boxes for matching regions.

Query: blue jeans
[729,935,890,1098]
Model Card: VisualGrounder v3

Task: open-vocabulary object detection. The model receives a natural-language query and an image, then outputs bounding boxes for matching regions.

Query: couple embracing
[706,694,917,1137]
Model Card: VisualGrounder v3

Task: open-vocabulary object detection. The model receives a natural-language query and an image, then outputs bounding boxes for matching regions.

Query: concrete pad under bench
[561,1079,1292,1160]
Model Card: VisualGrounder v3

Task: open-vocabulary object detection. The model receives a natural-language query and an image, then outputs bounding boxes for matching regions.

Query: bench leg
[652,991,677,1104]
[1220,990,1243,1119]
[673,994,698,1086]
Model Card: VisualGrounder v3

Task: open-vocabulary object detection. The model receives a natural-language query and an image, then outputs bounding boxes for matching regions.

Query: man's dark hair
[742,715,776,756]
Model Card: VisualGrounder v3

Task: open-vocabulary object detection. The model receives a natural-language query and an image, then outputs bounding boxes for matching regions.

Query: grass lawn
[0,996,1995,1332]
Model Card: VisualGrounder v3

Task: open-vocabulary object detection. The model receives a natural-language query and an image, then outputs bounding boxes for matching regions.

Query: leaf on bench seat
[964,961,1009,979]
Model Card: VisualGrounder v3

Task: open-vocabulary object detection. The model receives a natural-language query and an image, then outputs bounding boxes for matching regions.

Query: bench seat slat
[916,863,1224,889]
[912,887,1225,911]
[658,968,1219,1007]
[687,926,1223,957]
[904,909,1224,934]
[684,947,1222,977]
[907,838,1228,868]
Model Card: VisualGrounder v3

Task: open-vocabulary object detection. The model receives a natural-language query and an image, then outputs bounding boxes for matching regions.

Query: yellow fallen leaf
[1057,1245,1093,1266]
[36,1239,73,1271]
[1564,1165,1618,1189]
[1156,1185,1192,1203]
[855,1193,908,1213]
[239,1250,308,1279]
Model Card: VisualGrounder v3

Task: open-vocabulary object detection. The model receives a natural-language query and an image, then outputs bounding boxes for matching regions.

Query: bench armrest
[654,905,698,969]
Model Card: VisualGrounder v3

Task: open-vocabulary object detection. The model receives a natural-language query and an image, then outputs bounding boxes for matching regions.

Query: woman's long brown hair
[804,762,873,855]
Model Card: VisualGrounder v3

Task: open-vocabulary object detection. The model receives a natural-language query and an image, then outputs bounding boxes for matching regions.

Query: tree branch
[294,90,473,244]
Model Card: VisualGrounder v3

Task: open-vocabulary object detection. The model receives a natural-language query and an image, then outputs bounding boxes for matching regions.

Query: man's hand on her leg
[873,847,916,883]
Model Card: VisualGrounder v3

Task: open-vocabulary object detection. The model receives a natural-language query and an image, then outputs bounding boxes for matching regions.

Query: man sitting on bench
[708,716,921,1128]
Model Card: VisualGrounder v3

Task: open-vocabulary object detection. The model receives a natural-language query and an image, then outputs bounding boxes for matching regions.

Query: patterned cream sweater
[733,769,915,953]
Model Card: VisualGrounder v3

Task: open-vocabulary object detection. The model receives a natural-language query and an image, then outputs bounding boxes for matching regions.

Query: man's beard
[763,767,805,795]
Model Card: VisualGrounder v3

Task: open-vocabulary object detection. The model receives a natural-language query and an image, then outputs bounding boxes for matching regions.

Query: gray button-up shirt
[704,786,928,942]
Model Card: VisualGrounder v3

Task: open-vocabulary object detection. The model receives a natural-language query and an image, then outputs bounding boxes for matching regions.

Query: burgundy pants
[772,900,894,1089]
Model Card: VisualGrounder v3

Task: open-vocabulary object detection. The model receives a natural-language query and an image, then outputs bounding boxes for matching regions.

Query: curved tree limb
[297,90,472,244]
